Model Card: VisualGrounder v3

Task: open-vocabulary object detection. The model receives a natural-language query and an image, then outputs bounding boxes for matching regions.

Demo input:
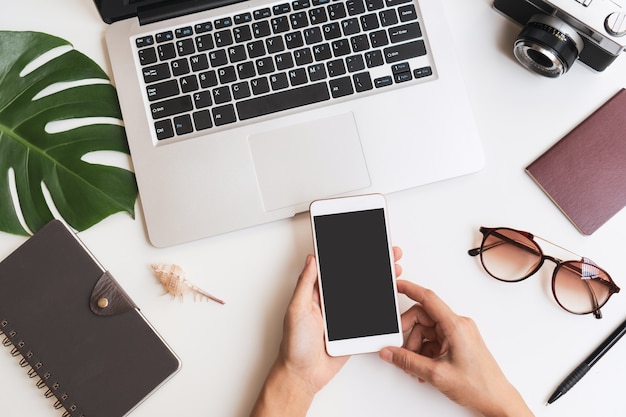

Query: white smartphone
[309,193,403,357]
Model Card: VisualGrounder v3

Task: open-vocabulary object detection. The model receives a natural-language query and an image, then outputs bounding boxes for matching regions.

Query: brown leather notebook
[0,220,181,416]
[526,88,626,235]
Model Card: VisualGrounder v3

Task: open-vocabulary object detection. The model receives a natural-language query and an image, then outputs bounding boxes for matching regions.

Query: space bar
[236,83,331,121]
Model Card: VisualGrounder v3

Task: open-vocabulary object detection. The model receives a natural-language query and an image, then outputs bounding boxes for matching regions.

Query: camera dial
[513,14,584,77]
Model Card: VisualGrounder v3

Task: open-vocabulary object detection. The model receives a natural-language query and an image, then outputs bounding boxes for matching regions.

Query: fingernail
[305,255,313,265]
[380,348,393,363]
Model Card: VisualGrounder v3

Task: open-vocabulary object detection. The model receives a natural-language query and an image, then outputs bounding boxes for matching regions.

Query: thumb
[379,347,433,382]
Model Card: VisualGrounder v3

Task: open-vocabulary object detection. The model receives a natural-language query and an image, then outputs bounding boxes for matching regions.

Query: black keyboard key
[294,47,313,65]
[151,96,193,119]
[271,16,290,33]
[288,68,308,86]
[366,0,384,11]
[155,119,174,140]
[389,22,421,43]
[342,18,360,36]
[175,27,194,38]
[196,34,214,51]
[313,43,332,61]
[369,29,389,47]
[379,9,398,26]
[365,49,384,67]
[251,77,270,95]
[353,71,373,92]
[190,54,209,71]
[176,38,196,55]
[290,11,309,29]
[385,0,411,6]
[256,56,275,75]
[346,0,365,15]
[266,36,285,53]
[329,76,354,98]
[138,47,157,65]
[304,27,323,44]
[414,66,433,78]
[180,75,199,93]
[237,82,330,120]
[383,39,426,63]
[228,45,247,62]
[156,31,174,43]
[247,40,266,58]
[322,22,342,40]
[374,75,393,87]
[214,18,233,29]
[285,32,304,49]
[273,3,291,14]
[195,22,212,33]
[146,79,179,101]
[346,54,365,72]
[307,63,327,81]
[174,114,194,135]
[171,58,190,76]
[215,30,234,47]
[212,104,237,126]
[327,59,346,76]
[237,61,256,79]
[234,12,253,24]
[292,0,310,10]
[233,82,252,99]
[209,49,228,66]
[332,39,351,57]
[143,63,171,83]
[200,70,218,88]
[218,66,237,83]
[328,3,347,20]
[234,25,253,43]
[193,91,212,108]
[252,21,272,38]
[158,43,177,60]
[350,34,370,52]
[136,36,154,48]
[360,13,380,31]
[254,8,272,19]
[398,4,417,22]
[213,86,232,104]
[309,7,328,24]
[270,72,289,90]
[193,110,213,130]
[275,52,294,70]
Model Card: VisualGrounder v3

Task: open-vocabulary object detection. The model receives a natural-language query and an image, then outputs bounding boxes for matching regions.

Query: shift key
[150,95,193,120]
[384,39,426,63]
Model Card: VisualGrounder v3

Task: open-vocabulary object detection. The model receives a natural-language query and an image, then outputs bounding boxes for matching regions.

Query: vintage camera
[494,0,626,77]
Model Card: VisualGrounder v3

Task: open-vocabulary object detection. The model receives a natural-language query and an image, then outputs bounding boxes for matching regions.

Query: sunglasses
[468,227,620,319]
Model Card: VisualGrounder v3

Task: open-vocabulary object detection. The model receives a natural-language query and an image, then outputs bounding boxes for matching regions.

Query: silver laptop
[95,0,484,247]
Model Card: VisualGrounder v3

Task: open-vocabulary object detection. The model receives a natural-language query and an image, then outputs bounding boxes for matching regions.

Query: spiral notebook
[0,220,181,417]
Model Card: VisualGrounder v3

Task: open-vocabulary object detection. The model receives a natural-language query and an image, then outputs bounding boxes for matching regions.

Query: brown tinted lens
[553,261,612,314]
[480,229,543,281]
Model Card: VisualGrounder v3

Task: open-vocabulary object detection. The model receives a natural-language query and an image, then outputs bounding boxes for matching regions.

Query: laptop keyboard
[134,0,434,141]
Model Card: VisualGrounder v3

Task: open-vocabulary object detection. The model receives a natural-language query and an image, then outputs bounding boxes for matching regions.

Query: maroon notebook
[526,88,626,235]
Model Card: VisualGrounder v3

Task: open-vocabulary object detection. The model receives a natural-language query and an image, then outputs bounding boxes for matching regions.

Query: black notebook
[0,220,181,417]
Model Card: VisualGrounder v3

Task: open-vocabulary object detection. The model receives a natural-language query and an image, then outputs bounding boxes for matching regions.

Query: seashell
[151,263,225,305]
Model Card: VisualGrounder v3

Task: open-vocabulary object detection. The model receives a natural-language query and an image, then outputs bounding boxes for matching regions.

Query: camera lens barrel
[513,14,584,77]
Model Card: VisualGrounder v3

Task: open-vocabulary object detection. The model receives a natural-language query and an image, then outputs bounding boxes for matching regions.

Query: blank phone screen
[314,208,399,341]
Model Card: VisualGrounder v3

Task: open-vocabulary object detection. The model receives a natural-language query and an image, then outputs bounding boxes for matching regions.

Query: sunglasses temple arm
[582,280,603,319]
[468,231,542,257]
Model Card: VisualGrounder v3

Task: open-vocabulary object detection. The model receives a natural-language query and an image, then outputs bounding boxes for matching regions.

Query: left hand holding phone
[250,248,404,417]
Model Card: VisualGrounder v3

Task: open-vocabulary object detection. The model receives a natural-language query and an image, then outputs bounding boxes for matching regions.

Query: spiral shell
[151,263,225,305]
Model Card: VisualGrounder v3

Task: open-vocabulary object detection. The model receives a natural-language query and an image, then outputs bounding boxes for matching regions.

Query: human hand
[251,248,403,417]
[379,281,534,417]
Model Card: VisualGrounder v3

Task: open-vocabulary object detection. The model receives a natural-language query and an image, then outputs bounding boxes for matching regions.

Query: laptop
[94,0,484,247]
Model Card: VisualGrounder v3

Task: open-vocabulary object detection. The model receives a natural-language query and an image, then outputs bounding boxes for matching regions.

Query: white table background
[2,0,626,416]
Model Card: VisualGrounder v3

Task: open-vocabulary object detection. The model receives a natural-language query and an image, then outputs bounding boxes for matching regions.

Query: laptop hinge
[138,0,241,25]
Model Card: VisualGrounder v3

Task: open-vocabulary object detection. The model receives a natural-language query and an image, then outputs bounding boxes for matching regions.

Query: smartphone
[309,193,403,357]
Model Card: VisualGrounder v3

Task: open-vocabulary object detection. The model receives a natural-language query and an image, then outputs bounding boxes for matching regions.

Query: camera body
[494,0,626,77]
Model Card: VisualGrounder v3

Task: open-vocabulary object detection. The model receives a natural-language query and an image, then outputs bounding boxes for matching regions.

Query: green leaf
[0,31,137,236]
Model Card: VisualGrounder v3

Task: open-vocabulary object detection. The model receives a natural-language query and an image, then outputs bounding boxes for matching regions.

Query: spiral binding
[0,318,84,417]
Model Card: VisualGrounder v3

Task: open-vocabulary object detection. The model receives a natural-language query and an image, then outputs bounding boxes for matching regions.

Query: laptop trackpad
[249,112,371,211]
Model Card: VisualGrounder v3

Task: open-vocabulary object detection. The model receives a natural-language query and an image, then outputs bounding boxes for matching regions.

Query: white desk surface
[2,0,626,416]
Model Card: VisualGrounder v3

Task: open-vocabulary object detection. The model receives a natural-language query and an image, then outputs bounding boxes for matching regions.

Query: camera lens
[513,15,584,77]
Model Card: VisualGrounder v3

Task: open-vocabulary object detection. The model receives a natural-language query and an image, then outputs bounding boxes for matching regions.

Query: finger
[379,346,434,380]
[290,255,318,305]
[400,304,436,332]
[404,324,439,352]
[392,246,403,262]
[396,280,457,327]
[395,263,403,278]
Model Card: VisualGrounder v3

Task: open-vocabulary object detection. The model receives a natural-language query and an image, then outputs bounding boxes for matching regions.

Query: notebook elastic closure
[89,271,137,316]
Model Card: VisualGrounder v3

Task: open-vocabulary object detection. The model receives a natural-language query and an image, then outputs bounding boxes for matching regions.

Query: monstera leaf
[0,31,137,236]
